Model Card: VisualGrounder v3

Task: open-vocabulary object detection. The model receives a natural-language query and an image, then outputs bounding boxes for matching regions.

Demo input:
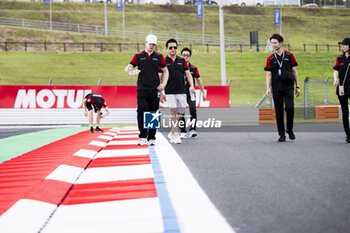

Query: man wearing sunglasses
[178,47,206,138]
[163,39,195,144]
[125,34,169,146]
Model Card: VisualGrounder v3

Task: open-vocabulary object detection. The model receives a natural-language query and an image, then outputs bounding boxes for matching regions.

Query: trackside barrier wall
[258,108,276,121]
[0,85,240,125]
[315,105,339,120]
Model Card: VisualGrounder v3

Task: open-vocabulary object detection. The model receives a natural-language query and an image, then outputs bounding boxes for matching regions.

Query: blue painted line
[148,146,180,233]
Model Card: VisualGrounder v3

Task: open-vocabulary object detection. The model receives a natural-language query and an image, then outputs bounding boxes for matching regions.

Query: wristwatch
[296,85,300,89]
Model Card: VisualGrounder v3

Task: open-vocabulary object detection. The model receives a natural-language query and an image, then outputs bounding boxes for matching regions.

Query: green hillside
[0,1,345,108]
[0,51,339,107]
[0,1,350,50]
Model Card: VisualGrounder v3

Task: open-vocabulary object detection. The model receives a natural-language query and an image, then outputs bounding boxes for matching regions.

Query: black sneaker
[286,129,296,140]
[278,135,286,142]
[90,127,94,133]
[95,127,103,132]
[346,135,350,143]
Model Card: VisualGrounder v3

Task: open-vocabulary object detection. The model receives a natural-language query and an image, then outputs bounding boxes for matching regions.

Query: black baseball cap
[339,38,350,46]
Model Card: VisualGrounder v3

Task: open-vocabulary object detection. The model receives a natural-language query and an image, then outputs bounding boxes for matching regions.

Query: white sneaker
[138,138,147,146]
[168,132,176,143]
[148,139,156,146]
[189,130,197,138]
[180,132,187,139]
[174,135,182,144]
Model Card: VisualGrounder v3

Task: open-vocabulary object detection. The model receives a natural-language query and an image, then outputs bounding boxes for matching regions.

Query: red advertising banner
[0,85,230,109]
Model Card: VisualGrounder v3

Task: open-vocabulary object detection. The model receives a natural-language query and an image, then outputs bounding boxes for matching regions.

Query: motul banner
[0,85,230,109]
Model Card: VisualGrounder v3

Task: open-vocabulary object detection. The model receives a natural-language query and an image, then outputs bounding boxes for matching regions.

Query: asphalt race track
[1,123,349,233]
[162,123,350,233]
[0,127,55,140]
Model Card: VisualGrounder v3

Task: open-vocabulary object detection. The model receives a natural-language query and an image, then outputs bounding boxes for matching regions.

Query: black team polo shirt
[164,55,189,94]
[130,50,166,91]
[264,50,298,91]
[185,62,200,90]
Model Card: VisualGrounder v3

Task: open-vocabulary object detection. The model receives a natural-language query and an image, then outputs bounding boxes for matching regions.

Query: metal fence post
[24,42,27,52]
[100,43,103,52]
[82,43,85,52]
[63,43,66,52]
[327,44,329,52]
[315,44,318,52]
[44,41,47,52]
[207,44,209,53]
[304,44,306,53]
[304,76,309,120]
[240,44,242,53]
[325,76,329,105]
[119,43,122,52]
[22,19,25,28]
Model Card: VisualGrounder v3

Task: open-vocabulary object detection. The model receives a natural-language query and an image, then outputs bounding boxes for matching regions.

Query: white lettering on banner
[159,89,210,108]
[13,89,92,109]
[37,89,56,108]
[14,89,36,108]
[53,90,68,108]
[67,90,84,108]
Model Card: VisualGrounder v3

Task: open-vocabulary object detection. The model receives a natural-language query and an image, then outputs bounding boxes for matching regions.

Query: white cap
[146,35,157,45]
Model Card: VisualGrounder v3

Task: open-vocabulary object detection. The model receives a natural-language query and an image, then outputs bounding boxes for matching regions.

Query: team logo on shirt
[144,110,161,129]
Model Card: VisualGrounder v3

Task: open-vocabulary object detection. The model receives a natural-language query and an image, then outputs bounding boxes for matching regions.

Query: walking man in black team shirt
[164,39,195,144]
[179,47,206,138]
[83,92,110,133]
[125,35,169,146]
[264,34,300,142]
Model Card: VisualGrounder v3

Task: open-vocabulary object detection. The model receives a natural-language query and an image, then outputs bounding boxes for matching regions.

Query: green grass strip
[0,127,87,164]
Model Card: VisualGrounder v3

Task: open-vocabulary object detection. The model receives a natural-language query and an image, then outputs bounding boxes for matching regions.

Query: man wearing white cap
[125,35,169,146]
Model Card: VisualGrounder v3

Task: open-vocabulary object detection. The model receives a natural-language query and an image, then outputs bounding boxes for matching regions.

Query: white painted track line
[96,149,149,158]
[88,140,107,147]
[76,164,154,184]
[107,140,139,145]
[45,165,84,183]
[42,198,164,233]
[73,149,98,159]
[0,199,56,233]
[155,133,236,233]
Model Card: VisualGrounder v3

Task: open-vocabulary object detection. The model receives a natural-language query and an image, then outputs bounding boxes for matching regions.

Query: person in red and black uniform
[179,47,206,138]
[125,35,169,146]
[83,92,110,133]
[333,37,350,143]
[162,39,195,144]
[265,34,301,142]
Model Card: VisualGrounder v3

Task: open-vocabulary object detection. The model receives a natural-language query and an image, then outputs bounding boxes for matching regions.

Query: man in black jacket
[83,92,110,133]
[264,34,300,142]
[333,37,350,143]
[125,35,169,146]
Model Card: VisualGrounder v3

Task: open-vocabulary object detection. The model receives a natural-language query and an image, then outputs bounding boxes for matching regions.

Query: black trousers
[137,89,159,140]
[338,95,350,136]
[273,89,294,136]
[179,92,197,132]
